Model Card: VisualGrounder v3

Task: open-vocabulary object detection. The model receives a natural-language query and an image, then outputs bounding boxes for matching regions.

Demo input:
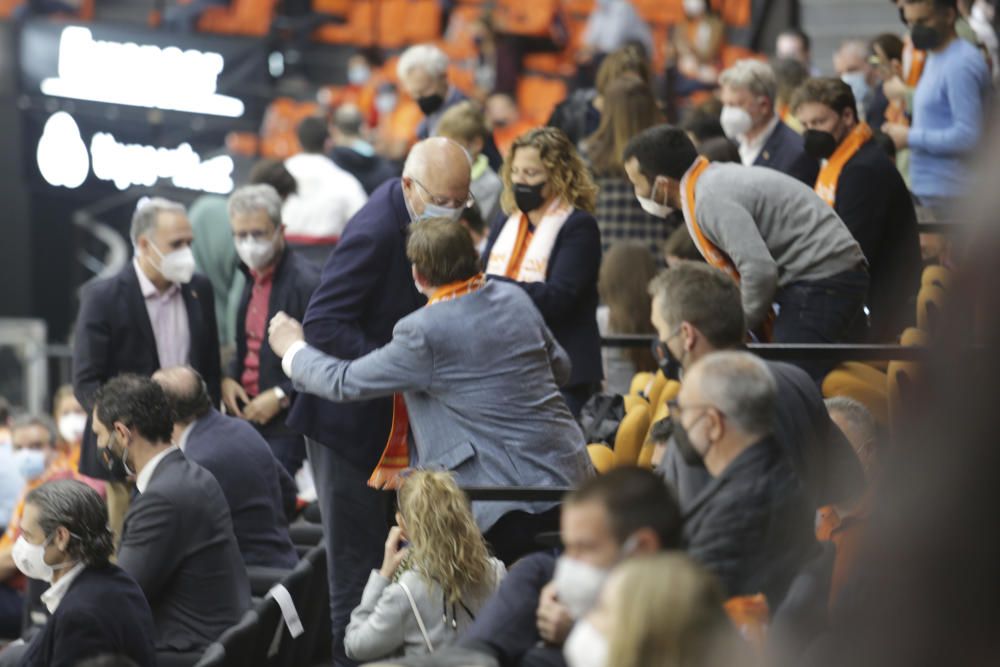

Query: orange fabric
[816,499,870,610]
[503,214,536,279]
[515,76,567,126]
[260,98,321,160]
[493,119,536,157]
[814,123,873,207]
[904,40,926,87]
[724,594,769,650]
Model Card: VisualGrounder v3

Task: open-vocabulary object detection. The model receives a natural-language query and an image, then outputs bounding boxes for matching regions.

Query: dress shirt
[135,445,180,494]
[41,562,86,613]
[133,258,190,369]
[176,423,195,453]
[240,266,275,397]
[739,114,780,167]
[281,341,309,378]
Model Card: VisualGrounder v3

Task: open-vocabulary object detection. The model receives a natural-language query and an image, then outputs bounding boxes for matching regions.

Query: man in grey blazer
[269,218,594,564]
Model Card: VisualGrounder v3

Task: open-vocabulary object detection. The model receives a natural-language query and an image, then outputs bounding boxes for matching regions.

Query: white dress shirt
[135,445,180,494]
[738,114,780,167]
[133,258,190,369]
[41,562,86,613]
[282,153,368,240]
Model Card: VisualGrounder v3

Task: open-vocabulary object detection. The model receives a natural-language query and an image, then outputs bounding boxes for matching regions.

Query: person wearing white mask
[718,58,819,185]
[221,184,319,479]
[72,196,221,539]
[0,480,156,667]
[52,385,89,472]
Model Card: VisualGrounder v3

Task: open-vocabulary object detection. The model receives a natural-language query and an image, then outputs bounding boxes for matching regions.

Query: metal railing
[600,334,928,362]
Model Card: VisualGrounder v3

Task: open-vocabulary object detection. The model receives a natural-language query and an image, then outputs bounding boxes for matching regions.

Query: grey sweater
[692,163,866,329]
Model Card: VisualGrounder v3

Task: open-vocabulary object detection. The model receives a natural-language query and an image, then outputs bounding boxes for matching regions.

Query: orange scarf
[503,215,534,279]
[814,123,873,207]
[904,39,926,87]
[366,273,488,489]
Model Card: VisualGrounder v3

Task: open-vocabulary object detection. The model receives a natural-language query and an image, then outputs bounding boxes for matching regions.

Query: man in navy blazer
[720,59,819,186]
[155,366,299,570]
[284,137,472,666]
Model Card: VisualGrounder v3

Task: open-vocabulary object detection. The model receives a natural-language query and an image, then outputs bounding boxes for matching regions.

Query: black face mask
[513,182,547,213]
[670,414,706,467]
[100,432,134,479]
[898,6,907,25]
[910,24,944,50]
[652,339,683,382]
[417,93,444,116]
[803,129,839,160]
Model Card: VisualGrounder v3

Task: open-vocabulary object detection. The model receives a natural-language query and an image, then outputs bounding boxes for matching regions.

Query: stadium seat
[916,284,946,334]
[645,370,668,413]
[822,362,889,425]
[724,594,769,651]
[516,76,568,125]
[613,402,651,466]
[630,0,682,28]
[493,0,561,37]
[713,0,751,27]
[587,443,615,473]
[192,610,260,667]
[197,0,277,36]
[886,327,928,437]
[0,0,93,19]
[297,546,333,665]
[259,98,321,160]
[921,264,952,291]
[629,371,654,396]
[623,393,649,413]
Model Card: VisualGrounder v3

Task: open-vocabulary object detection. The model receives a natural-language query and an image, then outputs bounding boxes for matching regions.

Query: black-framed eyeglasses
[411,178,475,210]
[667,399,723,422]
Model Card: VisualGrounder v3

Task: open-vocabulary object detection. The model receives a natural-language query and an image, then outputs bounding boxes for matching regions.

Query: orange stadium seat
[630,0,683,28]
[441,4,483,61]
[1,0,93,19]
[516,75,568,126]
[493,0,560,37]
[197,0,277,36]
[259,98,321,160]
[713,0,751,27]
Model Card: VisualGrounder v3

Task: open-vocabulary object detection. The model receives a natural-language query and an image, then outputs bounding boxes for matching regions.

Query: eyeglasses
[411,178,475,210]
[667,399,723,422]
[233,228,278,242]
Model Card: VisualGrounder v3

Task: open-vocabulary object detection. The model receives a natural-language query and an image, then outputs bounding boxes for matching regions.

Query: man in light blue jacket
[269,218,593,564]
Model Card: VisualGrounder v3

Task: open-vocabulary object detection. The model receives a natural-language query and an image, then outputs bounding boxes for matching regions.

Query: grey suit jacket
[288,280,594,531]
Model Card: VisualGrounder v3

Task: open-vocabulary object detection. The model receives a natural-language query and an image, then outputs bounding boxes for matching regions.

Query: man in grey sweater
[623,125,868,378]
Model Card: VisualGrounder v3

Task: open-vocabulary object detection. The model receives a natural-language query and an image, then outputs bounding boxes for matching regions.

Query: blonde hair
[606,554,737,667]
[398,470,494,605]
[500,127,598,215]
[436,101,490,144]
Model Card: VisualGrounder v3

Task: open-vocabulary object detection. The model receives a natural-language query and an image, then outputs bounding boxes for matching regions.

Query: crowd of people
[0,0,997,665]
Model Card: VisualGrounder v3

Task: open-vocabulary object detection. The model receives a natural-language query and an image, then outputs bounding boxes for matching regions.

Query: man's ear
[679,321,698,354]
[629,527,661,556]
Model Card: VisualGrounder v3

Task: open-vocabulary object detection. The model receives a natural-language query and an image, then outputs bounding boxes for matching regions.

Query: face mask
[235,233,278,271]
[720,105,754,141]
[637,177,674,219]
[12,535,65,583]
[149,243,196,284]
[417,93,444,116]
[375,93,397,115]
[670,413,708,467]
[683,0,706,17]
[58,413,87,443]
[348,64,371,86]
[840,71,871,108]
[654,340,683,381]
[13,449,46,481]
[100,432,135,479]
[553,556,610,619]
[563,619,608,667]
[803,129,839,160]
[910,24,944,51]
[513,182,547,213]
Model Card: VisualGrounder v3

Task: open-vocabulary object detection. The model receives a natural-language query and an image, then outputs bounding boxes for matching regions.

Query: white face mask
[58,413,87,443]
[683,0,706,16]
[235,232,279,271]
[720,105,754,141]
[563,619,609,667]
[149,243,196,284]
[553,556,611,620]
[636,178,674,219]
[12,535,62,583]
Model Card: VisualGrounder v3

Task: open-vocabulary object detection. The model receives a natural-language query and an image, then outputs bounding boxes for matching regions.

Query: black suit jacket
[285,179,425,470]
[834,140,922,342]
[229,248,319,438]
[118,449,250,653]
[185,409,299,569]
[73,262,221,479]
[754,119,820,186]
[18,564,156,667]
[482,209,604,388]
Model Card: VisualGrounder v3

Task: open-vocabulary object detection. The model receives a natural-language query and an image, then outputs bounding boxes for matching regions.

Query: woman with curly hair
[484,127,604,415]
[345,471,506,661]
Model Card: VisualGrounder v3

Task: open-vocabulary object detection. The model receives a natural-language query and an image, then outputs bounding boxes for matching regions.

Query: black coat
[72,262,221,479]
[482,209,604,388]
[118,449,250,653]
[833,139,921,342]
[755,119,820,186]
[329,145,399,196]
[17,565,156,667]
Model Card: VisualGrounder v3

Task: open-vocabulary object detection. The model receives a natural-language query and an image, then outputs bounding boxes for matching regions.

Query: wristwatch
[273,386,291,409]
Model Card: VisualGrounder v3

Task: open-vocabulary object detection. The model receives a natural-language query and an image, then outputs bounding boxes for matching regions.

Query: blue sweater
[909,37,991,201]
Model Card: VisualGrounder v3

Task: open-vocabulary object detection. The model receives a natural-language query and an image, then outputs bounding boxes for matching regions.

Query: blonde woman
[564,554,744,667]
[344,471,506,661]
[483,127,603,416]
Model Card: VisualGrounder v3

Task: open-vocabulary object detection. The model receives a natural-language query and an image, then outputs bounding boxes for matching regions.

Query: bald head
[152,366,212,425]
[401,138,472,219]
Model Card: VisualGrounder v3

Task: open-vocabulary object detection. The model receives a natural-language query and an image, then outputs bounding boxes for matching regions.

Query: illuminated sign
[37,112,234,194]
[40,26,245,118]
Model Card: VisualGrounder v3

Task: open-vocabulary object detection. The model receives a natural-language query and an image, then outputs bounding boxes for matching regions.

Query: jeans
[306,438,390,667]
[774,266,869,381]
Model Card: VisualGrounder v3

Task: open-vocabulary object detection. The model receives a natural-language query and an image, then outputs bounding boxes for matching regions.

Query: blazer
[18,564,156,667]
[73,262,221,479]
[482,209,604,388]
[118,449,250,653]
[285,179,425,471]
[184,410,299,569]
[754,119,820,186]
[288,280,595,532]
[229,247,320,438]
[833,140,922,342]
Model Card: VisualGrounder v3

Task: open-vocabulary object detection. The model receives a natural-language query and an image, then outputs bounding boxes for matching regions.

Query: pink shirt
[133,258,190,369]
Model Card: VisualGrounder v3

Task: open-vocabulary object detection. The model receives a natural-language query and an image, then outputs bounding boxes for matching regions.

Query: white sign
[40,26,245,118]
[37,112,234,194]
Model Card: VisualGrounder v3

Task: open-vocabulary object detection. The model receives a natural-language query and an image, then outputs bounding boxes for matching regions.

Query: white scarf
[485,199,573,283]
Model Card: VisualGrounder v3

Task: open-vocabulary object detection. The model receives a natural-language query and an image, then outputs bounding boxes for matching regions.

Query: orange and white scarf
[814,123,873,207]
[485,199,573,283]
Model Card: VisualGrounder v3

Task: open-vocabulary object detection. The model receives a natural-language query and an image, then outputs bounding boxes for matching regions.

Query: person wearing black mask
[483,127,604,416]
[792,77,922,343]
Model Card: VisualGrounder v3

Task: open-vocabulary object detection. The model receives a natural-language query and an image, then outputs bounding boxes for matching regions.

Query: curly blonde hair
[500,127,599,215]
[398,470,495,605]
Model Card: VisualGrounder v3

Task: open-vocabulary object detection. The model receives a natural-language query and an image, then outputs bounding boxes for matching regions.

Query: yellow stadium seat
[921,264,952,291]
[916,284,946,334]
[613,404,651,467]
[587,444,614,474]
[623,394,649,414]
[646,371,668,412]
[629,372,653,397]
[637,442,656,469]
[822,362,888,425]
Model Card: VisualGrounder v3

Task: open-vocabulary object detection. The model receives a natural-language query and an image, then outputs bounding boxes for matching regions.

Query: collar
[740,114,780,158]
[176,422,196,453]
[350,139,375,157]
[427,273,487,306]
[136,445,179,494]
[41,562,86,614]
[250,263,277,284]
[471,154,490,181]
[133,257,179,300]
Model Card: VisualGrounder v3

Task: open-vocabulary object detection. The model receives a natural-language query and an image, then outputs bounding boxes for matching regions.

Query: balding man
[676,351,814,605]
[285,137,472,665]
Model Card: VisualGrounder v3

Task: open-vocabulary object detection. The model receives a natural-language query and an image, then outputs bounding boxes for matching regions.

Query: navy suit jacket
[185,410,299,569]
[18,565,156,667]
[754,119,820,186]
[118,449,250,653]
[73,263,221,479]
[482,209,604,388]
[286,179,425,470]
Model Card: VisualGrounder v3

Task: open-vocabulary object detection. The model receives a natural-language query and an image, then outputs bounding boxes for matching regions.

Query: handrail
[600,335,930,361]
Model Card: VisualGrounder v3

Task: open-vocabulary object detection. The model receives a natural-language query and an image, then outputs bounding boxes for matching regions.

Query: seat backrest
[198,0,278,36]
[515,76,568,126]
[217,609,261,667]
[613,403,651,467]
[494,0,560,37]
[916,284,946,334]
[921,264,952,291]
[724,594,769,651]
[259,98,321,160]
[267,558,315,667]
[193,643,226,667]
[297,544,332,664]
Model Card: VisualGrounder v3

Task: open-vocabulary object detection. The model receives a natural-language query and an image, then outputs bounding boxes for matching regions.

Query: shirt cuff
[281,341,309,378]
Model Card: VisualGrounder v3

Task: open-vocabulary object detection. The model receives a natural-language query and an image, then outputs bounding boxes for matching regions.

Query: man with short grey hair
[676,350,815,604]
[719,59,818,184]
